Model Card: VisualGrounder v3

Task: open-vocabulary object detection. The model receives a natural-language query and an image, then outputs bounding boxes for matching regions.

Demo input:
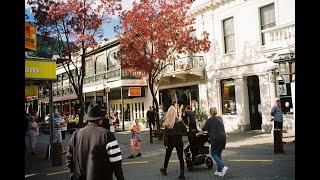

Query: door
[247,76,262,130]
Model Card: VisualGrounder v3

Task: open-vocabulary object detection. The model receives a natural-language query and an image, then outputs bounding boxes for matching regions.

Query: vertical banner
[25,22,37,51]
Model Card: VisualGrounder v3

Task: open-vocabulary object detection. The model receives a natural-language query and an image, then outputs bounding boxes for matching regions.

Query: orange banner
[128,87,141,96]
[25,22,37,51]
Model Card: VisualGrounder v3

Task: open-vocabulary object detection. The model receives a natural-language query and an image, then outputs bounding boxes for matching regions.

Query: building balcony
[260,22,295,53]
[161,55,205,83]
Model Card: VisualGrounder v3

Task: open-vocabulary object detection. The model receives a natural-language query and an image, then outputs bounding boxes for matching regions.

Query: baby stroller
[184,129,213,171]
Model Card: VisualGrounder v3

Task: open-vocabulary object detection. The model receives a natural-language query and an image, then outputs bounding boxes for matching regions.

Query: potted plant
[195,110,208,128]
[139,117,148,128]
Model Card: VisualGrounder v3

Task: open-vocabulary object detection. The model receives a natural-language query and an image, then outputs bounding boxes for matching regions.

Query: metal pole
[106,92,109,114]
[47,81,54,161]
[121,86,125,131]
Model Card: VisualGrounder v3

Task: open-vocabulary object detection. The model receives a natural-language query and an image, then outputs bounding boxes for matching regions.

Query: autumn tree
[116,0,210,139]
[28,0,122,127]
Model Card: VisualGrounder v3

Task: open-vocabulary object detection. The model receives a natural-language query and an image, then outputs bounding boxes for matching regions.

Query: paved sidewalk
[25,128,295,179]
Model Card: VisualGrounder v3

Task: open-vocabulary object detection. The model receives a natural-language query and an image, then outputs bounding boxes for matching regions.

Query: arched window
[85,59,94,76]
[95,55,106,74]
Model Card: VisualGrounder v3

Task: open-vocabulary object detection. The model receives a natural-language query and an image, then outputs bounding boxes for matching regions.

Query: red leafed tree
[28,0,122,127]
[115,0,210,139]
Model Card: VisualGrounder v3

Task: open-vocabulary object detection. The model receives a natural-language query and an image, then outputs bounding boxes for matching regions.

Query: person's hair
[186,105,191,111]
[135,119,139,122]
[164,105,177,129]
[30,116,36,121]
[54,112,60,118]
[209,107,217,117]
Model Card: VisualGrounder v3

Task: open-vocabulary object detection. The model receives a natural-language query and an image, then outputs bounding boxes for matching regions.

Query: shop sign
[25,59,56,80]
[128,87,141,96]
[122,79,147,86]
[25,85,38,96]
[25,22,37,51]
[53,94,78,102]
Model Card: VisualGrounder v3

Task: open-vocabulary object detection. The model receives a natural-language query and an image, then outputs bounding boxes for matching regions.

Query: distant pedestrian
[185,105,196,131]
[146,106,156,130]
[196,107,228,177]
[66,104,124,180]
[27,116,41,155]
[271,98,286,143]
[59,113,68,154]
[160,105,187,179]
[128,119,142,158]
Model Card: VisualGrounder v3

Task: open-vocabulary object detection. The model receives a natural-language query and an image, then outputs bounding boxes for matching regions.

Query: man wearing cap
[271,98,286,143]
[66,104,124,180]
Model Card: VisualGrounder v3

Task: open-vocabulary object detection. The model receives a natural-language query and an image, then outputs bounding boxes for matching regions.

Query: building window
[260,3,275,45]
[223,17,235,53]
[85,59,94,76]
[277,80,293,114]
[95,55,107,74]
[221,79,236,115]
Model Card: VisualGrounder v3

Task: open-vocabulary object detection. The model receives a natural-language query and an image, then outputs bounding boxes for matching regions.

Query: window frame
[220,79,237,115]
[222,17,235,54]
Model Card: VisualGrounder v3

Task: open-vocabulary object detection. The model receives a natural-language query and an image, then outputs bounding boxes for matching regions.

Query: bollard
[273,129,284,154]
[52,142,63,166]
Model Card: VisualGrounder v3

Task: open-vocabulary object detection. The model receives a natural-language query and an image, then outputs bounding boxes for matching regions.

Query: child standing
[128,119,142,158]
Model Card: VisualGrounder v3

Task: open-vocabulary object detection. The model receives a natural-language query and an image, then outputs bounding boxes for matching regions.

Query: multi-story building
[184,0,295,132]
[40,0,295,133]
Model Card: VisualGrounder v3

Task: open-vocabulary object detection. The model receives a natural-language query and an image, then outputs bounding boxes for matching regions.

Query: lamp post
[274,52,295,84]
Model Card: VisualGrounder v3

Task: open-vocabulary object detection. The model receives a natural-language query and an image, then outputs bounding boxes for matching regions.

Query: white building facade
[187,0,295,132]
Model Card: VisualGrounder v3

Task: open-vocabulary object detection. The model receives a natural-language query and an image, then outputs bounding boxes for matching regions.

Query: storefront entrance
[247,76,262,130]
[159,85,199,112]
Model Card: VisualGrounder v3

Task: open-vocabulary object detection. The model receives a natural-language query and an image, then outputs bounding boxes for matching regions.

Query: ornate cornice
[188,0,234,17]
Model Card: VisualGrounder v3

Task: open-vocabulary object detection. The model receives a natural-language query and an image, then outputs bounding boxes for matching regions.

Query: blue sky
[25,0,136,40]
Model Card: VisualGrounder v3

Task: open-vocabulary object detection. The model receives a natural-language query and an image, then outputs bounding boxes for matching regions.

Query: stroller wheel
[205,157,213,169]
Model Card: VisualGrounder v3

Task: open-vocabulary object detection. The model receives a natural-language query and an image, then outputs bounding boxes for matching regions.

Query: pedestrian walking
[146,106,156,130]
[128,119,142,158]
[59,113,68,154]
[160,105,187,179]
[27,116,41,155]
[196,107,228,177]
[66,104,124,180]
[185,105,196,131]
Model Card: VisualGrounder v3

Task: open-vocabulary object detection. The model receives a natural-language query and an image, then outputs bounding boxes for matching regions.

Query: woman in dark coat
[160,105,187,179]
[196,107,228,177]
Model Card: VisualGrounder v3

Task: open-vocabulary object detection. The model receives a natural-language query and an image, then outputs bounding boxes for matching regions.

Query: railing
[261,22,295,49]
[162,55,205,74]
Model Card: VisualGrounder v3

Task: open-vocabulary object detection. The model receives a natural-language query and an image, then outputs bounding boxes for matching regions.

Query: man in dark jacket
[66,104,124,180]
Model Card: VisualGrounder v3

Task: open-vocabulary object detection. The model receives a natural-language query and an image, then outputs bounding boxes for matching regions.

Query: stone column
[258,74,273,132]
[234,77,250,131]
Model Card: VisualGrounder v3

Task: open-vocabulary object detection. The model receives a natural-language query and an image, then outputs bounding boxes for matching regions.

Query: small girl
[128,119,142,158]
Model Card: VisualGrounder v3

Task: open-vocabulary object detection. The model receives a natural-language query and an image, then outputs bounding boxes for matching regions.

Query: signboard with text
[25,59,56,80]
[25,22,37,51]
[128,87,141,96]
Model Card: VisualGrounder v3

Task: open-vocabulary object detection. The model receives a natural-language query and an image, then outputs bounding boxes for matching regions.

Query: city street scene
[25,0,295,179]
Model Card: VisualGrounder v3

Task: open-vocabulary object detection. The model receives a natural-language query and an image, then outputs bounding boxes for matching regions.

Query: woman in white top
[28,116,41,155]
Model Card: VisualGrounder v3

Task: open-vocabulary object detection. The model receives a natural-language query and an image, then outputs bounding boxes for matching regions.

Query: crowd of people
[28,99,279,179]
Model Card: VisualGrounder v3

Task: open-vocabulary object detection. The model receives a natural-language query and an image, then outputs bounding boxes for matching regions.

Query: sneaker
[135,153,141,157]
[214,171,220,176]
[128,154,134,159]
[221,166,228,177]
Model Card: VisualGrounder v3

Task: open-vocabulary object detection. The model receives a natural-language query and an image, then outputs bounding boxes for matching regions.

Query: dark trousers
[148,120,155,129]
[164,135,184,171]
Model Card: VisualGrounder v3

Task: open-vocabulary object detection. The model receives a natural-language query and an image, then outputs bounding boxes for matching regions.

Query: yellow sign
[25,22,37,51]
[25,85,38,96]
[25,59,56,80]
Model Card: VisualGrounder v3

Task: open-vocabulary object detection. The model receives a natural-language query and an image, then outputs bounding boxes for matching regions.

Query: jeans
[211,148,224,172]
